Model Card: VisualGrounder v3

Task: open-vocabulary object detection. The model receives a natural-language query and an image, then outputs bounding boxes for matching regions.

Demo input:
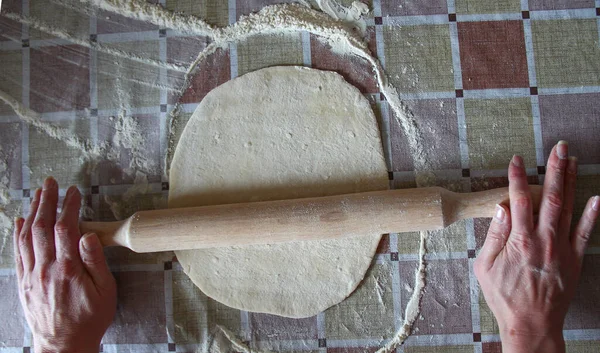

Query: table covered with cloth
[0,0,599,352]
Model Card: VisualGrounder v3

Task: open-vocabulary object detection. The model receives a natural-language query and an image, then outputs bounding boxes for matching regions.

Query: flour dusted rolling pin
[80,186,542,253]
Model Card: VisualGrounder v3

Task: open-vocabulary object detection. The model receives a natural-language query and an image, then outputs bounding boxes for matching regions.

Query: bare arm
[474,141,599,353]
[14,177,117,353]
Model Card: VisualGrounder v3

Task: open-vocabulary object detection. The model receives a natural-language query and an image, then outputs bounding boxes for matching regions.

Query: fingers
[558,157,577,239]
[31,177,59,265]
[476,204,512,270]
[13,217,25,279]
[508,155,534,239]
[538,141,569,238]
[572,196,600,260]
[55,186,83,263]
[19,188,41,272]
[79,233,114,292]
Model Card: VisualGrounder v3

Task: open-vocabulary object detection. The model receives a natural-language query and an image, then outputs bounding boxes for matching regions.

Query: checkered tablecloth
[0,0,599,352]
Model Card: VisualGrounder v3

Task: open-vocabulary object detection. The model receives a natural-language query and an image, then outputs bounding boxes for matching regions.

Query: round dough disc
[168,66,388,318]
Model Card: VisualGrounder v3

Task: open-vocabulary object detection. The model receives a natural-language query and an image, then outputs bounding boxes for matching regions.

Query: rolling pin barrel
[80,185,542,253]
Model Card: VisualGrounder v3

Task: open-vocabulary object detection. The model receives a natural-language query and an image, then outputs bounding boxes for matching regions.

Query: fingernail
[495,204,505,222]
[43,177,56,190]
[567,156,577,173]
[593,196,600,212]
[511,155,523,168]
[32,188,41,201]
[556,141,568,160]
[81,233,99,252]
[66,186,77,196]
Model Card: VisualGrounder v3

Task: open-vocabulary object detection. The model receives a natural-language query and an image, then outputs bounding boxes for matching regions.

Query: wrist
[34,338,101,353]
[499,324,565,353]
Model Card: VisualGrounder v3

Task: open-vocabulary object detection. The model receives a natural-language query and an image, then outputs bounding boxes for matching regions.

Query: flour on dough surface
[168,66,389,318]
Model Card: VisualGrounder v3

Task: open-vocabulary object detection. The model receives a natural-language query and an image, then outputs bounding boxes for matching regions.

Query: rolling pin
[80,185,542,253]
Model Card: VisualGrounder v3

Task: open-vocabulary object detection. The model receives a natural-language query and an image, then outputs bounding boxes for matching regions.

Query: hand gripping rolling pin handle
[79,185,542,253]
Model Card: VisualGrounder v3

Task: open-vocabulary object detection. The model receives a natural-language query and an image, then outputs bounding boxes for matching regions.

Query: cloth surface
[0,0,599,352]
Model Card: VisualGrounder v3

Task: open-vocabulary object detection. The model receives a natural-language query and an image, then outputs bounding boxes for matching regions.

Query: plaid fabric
[0,0,599,352]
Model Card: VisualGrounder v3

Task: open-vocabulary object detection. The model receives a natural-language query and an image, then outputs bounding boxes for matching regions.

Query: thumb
[475,204,512,272]
[79,233,115,292]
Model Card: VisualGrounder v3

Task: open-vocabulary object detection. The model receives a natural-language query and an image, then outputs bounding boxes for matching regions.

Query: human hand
[13,177,117,353]
[474,141,599,353]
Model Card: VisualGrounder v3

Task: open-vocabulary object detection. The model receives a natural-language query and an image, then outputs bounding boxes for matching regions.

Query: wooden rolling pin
[80,185,542,253]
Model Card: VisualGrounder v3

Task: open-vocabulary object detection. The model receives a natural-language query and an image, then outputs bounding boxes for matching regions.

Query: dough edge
[169,66,389,318]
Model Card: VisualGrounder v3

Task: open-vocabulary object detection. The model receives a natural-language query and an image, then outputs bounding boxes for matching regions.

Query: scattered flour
[315,0,370,34]
[89,0,215,36]
[122,171,150,200]
[0,89,154,188]
[0,0,432,349]
[0,146,19,267]
[375,231,428,353]
[3,0,432,179]
[80,203,96,220]
[0,149,9,205]
[210,325,276,353]
[110,113,157,175]
[1,11,187,72]
[0,90,103,160]
[0,210,12,265]
[104,171,150,220]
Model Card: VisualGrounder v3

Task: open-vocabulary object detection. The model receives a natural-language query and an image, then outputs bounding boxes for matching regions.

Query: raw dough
[168,66,388,318]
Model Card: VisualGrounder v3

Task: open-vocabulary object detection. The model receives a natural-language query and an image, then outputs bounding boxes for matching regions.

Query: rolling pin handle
[442,185,543,226]
[79,219,131,249]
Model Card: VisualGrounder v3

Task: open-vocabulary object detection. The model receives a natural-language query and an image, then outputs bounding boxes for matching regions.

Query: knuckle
[19,223,31,237]
[54,220,70,236]
[576,230,591,243]
[513,196,532,210]
[82,254,104,266]
[544,192,563,211]
[32,218,46,232]
[566,167,577,179]
[486,230,504,243]
[549,164,566,178]
[18,234,30,249]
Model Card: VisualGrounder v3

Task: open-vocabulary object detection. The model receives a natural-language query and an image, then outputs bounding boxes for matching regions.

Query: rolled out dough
[168,66,389,318]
